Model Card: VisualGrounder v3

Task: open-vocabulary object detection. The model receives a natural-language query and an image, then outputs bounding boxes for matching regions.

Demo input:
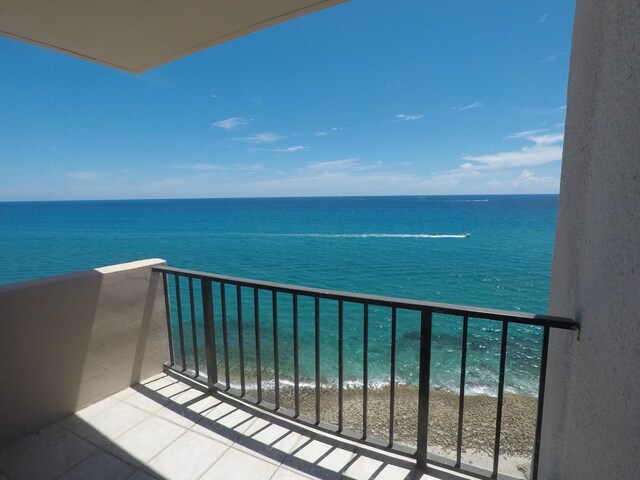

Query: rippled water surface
[0,195,558,394]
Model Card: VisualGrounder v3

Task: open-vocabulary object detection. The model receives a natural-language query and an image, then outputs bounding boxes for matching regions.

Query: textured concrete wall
[540,0,640,478]
[0,259,168,445]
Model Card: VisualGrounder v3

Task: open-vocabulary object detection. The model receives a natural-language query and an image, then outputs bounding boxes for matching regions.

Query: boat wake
[224,233,471,239]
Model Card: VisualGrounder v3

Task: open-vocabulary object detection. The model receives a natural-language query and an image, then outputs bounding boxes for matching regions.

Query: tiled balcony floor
[0,372,478,480]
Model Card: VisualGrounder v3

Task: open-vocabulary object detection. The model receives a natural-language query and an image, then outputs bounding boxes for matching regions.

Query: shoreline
[247,383,537,457]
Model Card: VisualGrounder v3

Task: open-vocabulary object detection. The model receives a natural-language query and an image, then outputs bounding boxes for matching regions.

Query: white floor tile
[341,455,384,480]
[270,467,314,479]
[374,463,415,480]
[272,431,310,455]
[153,381,193,399]
[186,395,222,414]
[167,387,206,405]
[0,425,96,480]
[58,450,136,480]
[154,406,196,429]
[66,401,151,446]
[317,445,355,473]
[112,386,142,401]
[122,391,168,414]
[200,447,278,480]
[147,430,229,480]
[106,415,186,464]
[290,438,332,463]
[129,469,160,480]
[73,396,121,420]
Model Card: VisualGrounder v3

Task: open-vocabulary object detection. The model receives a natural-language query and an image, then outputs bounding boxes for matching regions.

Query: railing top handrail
[153,265,578,330]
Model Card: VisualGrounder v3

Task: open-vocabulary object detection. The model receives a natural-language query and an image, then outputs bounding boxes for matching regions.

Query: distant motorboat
[463,232,471,237]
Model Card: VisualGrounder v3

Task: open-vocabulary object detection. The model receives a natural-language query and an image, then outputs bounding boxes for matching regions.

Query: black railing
[154,265,577,479]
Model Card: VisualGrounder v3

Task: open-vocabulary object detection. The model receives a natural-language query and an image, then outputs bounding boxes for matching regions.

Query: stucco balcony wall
[0,259,169,446]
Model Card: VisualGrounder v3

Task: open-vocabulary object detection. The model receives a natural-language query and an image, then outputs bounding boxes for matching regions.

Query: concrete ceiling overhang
[0,0,348,74]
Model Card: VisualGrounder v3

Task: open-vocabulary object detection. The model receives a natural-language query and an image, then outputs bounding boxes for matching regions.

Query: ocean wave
[216,377,536,397]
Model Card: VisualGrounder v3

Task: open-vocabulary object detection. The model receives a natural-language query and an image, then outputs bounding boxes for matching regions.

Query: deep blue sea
[0,195,558,395]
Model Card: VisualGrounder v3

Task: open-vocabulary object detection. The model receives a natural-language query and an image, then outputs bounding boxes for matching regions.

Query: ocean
[0,195,557,396]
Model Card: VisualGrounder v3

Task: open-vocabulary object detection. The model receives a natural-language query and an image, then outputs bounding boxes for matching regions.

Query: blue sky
[0,0,574,201]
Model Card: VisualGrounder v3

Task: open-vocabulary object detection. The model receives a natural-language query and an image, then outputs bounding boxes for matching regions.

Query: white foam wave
[221,378,534,397]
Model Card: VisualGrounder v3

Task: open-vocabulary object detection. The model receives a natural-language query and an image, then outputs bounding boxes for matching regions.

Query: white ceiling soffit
[0,0,349,74]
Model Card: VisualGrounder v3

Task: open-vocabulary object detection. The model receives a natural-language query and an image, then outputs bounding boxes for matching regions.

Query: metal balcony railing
[153,265,577,479]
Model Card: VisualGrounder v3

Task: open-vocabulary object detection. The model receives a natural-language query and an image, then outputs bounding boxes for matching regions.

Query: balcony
[0,259,577,480]
[0,371,493,480]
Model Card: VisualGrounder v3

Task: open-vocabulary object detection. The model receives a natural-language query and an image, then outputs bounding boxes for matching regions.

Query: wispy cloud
[252,145,307,153]
[212,117,251,130]
[66,171,98,181]
[314,127,347,136]
[540,54,560,64]
[453,102,484,112]
[521,105,566,115]
[233,132,285,144]
[394,114,424,122]
[177,163,264,174]
[536,14,547,24]
[462,129,563,170]
[306,158,366,173]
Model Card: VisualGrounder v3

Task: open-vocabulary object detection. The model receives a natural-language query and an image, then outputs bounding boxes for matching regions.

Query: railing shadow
[131,370,484,480]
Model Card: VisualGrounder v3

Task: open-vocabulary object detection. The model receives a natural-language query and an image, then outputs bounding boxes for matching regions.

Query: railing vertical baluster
[493,320,509,478]
[389,307,397,447]
[220,283,230,391]
[254,287,262,403]
[152,265,577,480]
[338,299,344,432]
[314,295,321,424]
[456,316,469,468]
[416,309,433,471]
[272,290,280,410]
[201,279,218,390]
[531,326,550,480]
[237,285,245,397]
[363,303,369,439]
[293,294,300,417]
[188,277,199,377]
[162,273,175,366]
[174,275,187,371]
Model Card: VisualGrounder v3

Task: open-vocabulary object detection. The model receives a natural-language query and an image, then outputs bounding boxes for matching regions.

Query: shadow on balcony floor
[0,372,482,480]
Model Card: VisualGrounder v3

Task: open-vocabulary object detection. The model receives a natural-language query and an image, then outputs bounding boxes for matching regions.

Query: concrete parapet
[0,259,169,445]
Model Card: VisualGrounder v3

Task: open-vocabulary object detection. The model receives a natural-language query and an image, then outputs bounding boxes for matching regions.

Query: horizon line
[0,192,561,204]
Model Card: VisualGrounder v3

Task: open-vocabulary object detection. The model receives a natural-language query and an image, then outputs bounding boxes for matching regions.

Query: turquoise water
[0,195,557,395]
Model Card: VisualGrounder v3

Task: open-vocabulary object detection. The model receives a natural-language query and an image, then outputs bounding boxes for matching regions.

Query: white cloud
[540,55,560,64]
[234,132,285,144]
[178,163,264,174]
[453,102,484,112]
[306,158,363,173]
[252,145,307,153]
[66,171,98,181]
[462,130,563,169]
[212,117,251,130]
[395,114,424,122]
[315,127,348,136]
[508,170,560,191]
[537,14,547,24]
